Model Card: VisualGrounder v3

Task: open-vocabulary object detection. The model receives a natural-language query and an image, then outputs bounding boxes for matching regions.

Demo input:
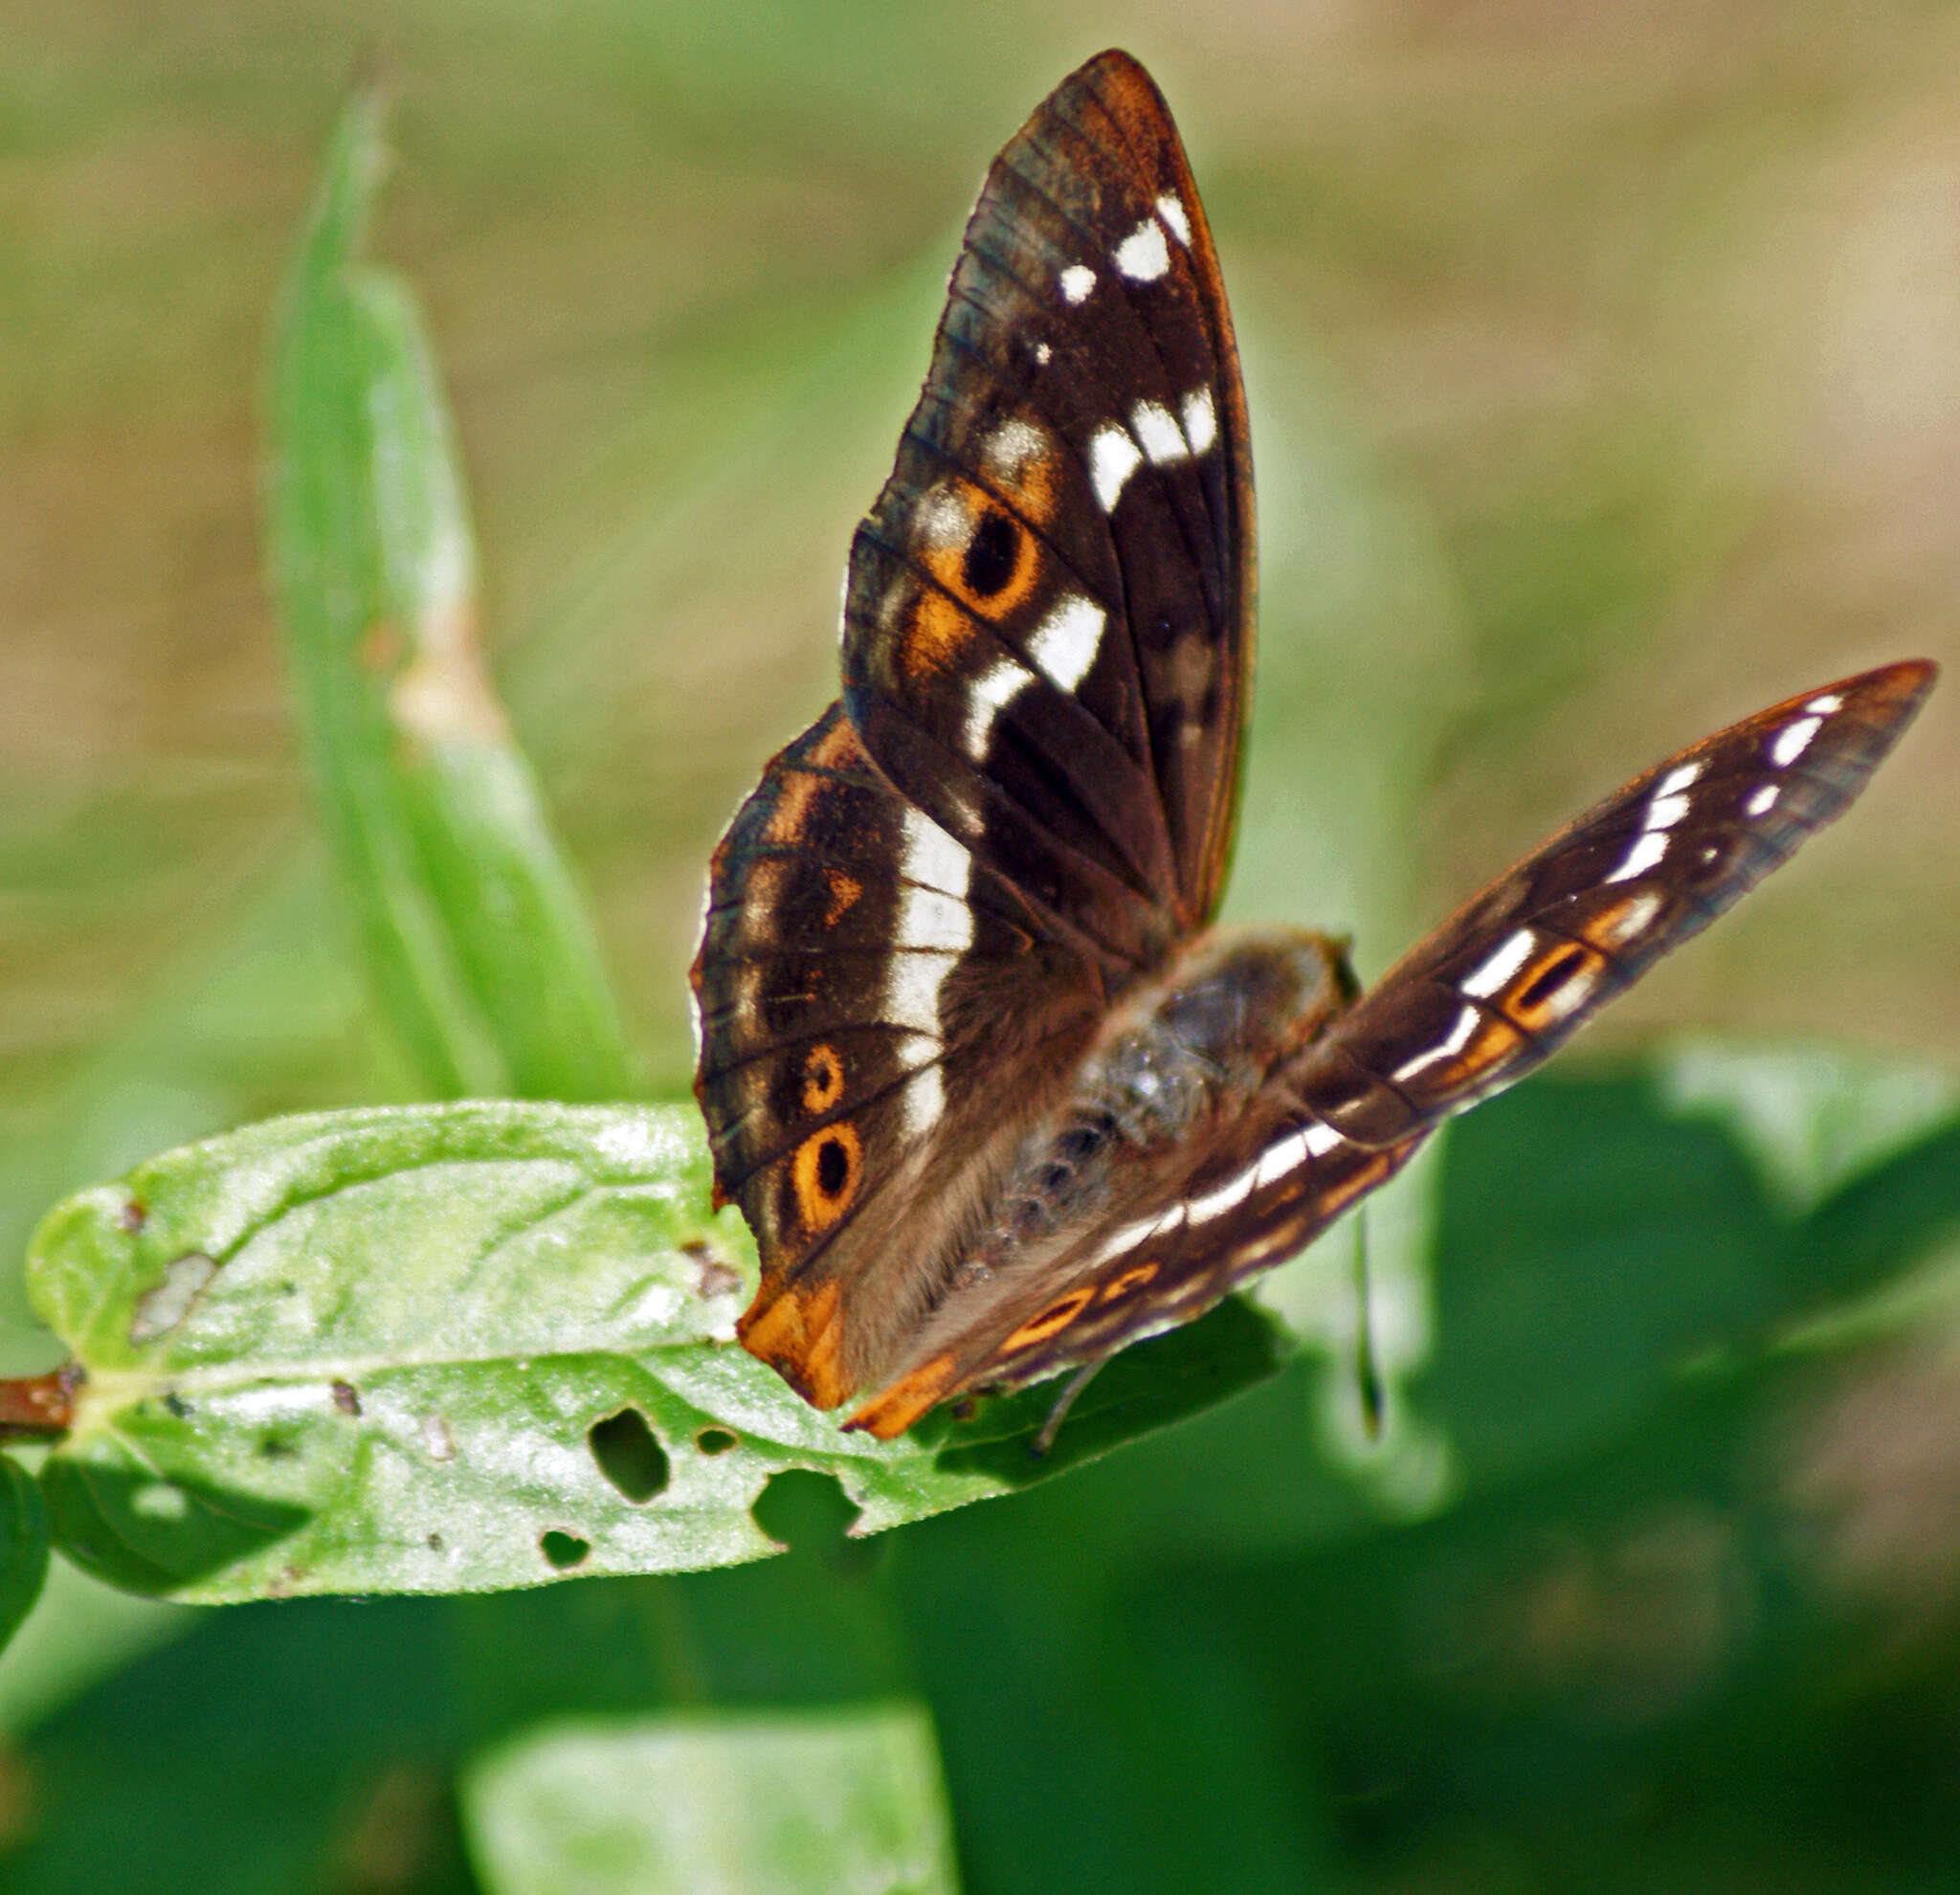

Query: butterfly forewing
[840,51,1254,971]
[1290,660,1938,1142]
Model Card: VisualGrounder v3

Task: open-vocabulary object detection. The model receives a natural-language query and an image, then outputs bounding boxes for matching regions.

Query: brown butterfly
[691,50,1935,1441]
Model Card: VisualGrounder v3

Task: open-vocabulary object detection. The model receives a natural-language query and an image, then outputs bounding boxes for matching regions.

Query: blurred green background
[6,2,1960,1889]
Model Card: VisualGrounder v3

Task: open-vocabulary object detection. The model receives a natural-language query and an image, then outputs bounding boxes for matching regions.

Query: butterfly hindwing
[841,50,1254,976]
[693,705,1104,1405]
[849,1101,1426,1438]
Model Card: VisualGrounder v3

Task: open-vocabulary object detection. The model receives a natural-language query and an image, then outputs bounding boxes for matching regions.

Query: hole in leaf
[588,1409,670,1503]
[695,1427,739,1456]
[752,1469,873,1572]
[540,1531,590,1570]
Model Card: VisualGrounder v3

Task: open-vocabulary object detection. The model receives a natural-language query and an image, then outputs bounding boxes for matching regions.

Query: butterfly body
[692,51,1935,1441]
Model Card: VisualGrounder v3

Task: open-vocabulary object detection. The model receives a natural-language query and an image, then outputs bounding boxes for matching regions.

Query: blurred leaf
[0,1554,190,1738]
[461,1703,960,1895]
[1656,1037,1960,1216]
[266,83,633,1102]
[27,1104,1287,1601]
[1420,1051,1960,1497]
[0,1456,50,1655]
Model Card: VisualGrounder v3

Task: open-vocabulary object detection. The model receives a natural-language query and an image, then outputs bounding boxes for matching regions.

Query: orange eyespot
[791,1122,862,1231]
[913,480,1044,620]
[1508,941,1605,1027]
[1004,1286,1096,1350]
[1100,1261,1159,1302]
[801,1044,846,1114]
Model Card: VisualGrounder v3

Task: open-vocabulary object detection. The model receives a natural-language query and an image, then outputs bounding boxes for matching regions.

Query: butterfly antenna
[1354,1212,1385,1441]
[1034,1360,1102,1458]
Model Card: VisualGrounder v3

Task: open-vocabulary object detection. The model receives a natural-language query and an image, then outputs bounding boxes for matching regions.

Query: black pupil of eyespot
[816,1137,850,1196]
[1516,948,1586,1014]
[811,1057,833,1092]
[962,509,1019,597]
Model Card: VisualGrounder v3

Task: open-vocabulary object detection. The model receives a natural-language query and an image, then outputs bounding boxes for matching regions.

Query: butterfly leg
[1034,1358,1105,1457]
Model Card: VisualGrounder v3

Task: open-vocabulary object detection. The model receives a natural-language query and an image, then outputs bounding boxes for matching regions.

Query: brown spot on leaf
[682,1239,742,1302]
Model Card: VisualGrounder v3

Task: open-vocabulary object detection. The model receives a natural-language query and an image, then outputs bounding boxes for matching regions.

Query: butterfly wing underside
[842,49,1255,969]
[849,660,1936,1436]
[692,50,1255,1408]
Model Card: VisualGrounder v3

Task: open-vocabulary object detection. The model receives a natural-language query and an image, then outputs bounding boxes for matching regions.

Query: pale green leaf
[266,84,633,1101]
[30,1104,1289,1600]
[462,1703,960,1895]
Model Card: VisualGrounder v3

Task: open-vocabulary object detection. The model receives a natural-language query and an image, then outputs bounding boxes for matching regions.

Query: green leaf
[28,1104,1288,1600]
[0,1455,50,1655]
[1654,1036,1960,1215]
[266,84,633,1102]
[461,1703,960,1895]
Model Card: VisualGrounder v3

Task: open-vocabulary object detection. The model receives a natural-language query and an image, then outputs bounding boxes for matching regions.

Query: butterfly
[691,49,1936,1441]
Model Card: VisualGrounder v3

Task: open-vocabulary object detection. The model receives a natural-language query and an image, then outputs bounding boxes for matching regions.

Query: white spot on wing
[1089,424,1144,512]
[897,807,969,895]
[1114,217,1170,281]
[983,417,1045,480]
[1089,1204,1186,1267]
[1131,400,1188,465]
[1027,595,1105,691]
[902,1063,944,1139]
[884,811,972,1103]
[918,485,969,549]
[1155,193,1192,244]
[1251,1134,1308,1190]
[884,952,949,1037]
[1606,830,1669,883]
[1656,763,1703,798]
[1302,1121,1347,1158]
[1034,341,1053,366]
[1459,928,1537,1000]
[1645,791,1692,830]
[1806,692,1843,714]
[1771,715,1823,767]
[894,885,971,951]
[1180,388,1217,456]
[1392,1004,1481,1082]
[1535,960,1600,1026]
[1060,264,1096,303]
[962,657,1035,758]
[1187,1165,1260,1224]
[1746,783,1779,816]
[1599,890,1663,946]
